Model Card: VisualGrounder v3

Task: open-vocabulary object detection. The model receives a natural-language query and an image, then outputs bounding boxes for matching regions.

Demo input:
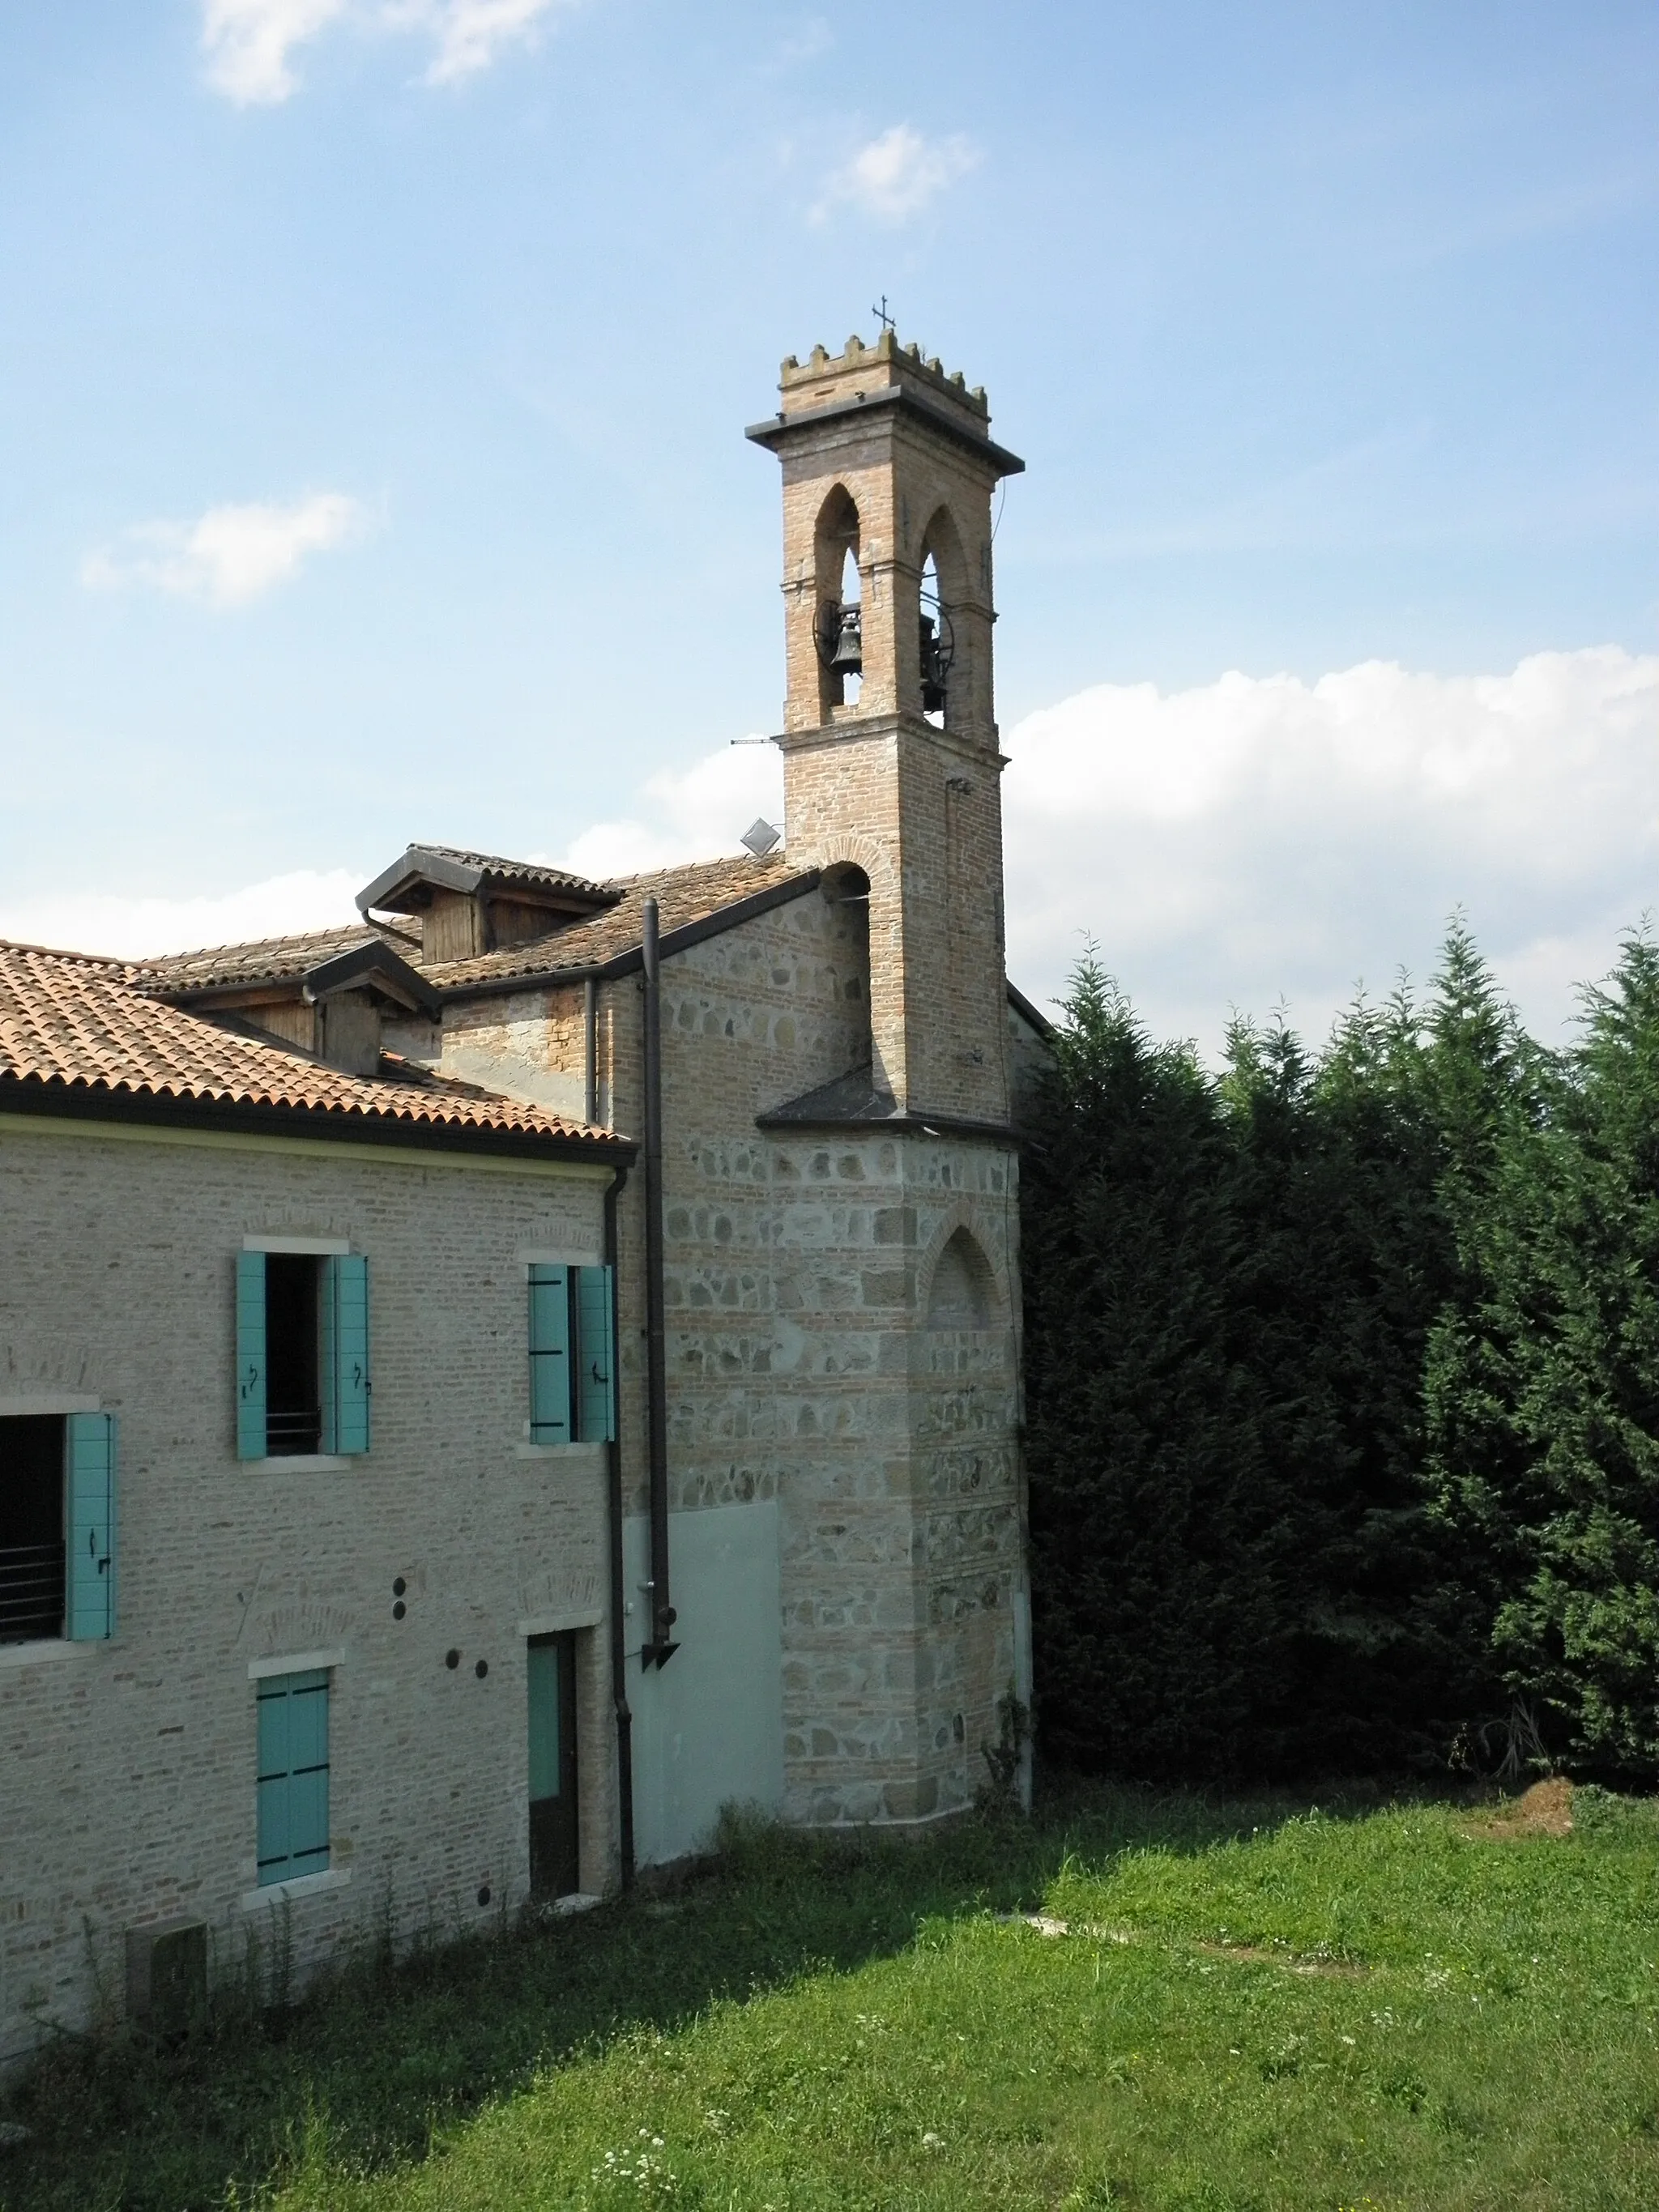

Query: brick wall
[0,1118,616,2065]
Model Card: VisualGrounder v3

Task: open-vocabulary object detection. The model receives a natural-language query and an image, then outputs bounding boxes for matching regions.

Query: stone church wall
[386,872,1029,1849]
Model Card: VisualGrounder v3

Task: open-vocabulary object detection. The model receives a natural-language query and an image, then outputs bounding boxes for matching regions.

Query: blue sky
[2,2,1656,1043]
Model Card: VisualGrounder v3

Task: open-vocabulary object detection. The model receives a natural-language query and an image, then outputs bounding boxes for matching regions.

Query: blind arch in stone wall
[925,1225,1000,1332]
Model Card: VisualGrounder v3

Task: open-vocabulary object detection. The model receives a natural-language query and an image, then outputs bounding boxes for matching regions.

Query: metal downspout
[603,1159,636,1888]
[583,975,598,1125]
[641,897,677,1668]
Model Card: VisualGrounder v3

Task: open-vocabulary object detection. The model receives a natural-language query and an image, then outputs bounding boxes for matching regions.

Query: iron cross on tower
[871,295,894,334]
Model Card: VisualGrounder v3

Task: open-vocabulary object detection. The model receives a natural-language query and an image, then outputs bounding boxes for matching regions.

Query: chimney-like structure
[748,333,1024,1124]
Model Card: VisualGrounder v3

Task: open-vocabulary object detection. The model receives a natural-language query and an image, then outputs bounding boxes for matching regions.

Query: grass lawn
[4,1780,1658,2210]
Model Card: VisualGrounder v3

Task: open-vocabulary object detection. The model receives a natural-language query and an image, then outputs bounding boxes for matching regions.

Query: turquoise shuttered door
[575,1265,616,1443]
[65,1413,116,1641]
[527,1639,561,1802]
[322,1254,371,1456]
[528,1266,572,1443]
[257,1669,330,1885]
[236,1251,267,1460]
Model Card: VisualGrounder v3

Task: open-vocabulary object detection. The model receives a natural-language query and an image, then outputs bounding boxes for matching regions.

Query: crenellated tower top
[777,330,991,429]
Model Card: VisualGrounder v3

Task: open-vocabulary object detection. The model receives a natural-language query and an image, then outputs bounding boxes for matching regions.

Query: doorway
[527,1631,579,1898]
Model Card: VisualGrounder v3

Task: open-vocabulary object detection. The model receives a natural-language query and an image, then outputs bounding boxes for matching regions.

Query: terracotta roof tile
[0,940,625,1151]
[424,854,809,989]
[135,921,421,997]
[401,845,613,899]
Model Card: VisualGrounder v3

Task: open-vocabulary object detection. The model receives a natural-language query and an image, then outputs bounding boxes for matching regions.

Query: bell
[829,602,863,677]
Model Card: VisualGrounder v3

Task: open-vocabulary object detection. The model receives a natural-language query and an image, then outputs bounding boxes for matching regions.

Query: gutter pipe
[583,975,599,1125]
[640,897,677,1668]
[603,1159,636,1889]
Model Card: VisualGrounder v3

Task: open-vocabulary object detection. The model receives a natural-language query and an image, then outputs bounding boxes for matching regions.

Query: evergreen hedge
[1021,923,1659,1784]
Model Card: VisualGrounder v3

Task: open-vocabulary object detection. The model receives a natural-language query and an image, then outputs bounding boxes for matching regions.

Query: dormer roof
[300,937,441,1019]
[134,922,419,999]
[135,923,440,1019]
[357,844,616,920]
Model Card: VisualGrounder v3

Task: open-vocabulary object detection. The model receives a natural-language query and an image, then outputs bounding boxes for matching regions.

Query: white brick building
[0,945,630,2065]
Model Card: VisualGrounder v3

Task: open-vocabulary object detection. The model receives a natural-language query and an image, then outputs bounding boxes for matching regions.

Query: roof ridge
[135,920,386,966]
[600,852,795,889]
[0,937,134,970]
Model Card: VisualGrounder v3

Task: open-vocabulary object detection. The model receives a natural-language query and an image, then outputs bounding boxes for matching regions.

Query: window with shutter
[256,1669,330,1885]
[238,1249,370,1460]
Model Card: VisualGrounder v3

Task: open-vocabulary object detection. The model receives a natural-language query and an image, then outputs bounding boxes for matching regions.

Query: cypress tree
[1023,955,1280,1779]
[1420,923,1556,1741]
[1220,994,1451,1771]
[1428,931,1659,1773]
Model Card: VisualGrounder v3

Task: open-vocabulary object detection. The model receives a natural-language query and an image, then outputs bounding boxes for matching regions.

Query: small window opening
[812,486,861,716]
[0,1416,66,1643]
[267,1255,322,1455]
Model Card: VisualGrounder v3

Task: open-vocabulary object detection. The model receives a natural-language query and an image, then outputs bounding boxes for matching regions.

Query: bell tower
[747,331,1024,1123]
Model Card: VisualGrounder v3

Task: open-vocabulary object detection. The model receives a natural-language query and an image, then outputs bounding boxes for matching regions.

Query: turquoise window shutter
[256,1679,292,1877]
[257,1669,330,1885]
[319,1258,338,1456]
[236,1251,267,1461]
[65,1413,116,1641]
[327,1255,371,1456]
[528,1265,572,1443]
[285,1672,331,1876]
[575,1265,616,1443]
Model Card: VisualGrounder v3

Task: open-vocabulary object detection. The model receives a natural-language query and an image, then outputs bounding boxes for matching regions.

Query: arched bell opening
[917,505,971,731]
[821,861,872,1073]
[925,1227,999,1331]
[812,485,862,714]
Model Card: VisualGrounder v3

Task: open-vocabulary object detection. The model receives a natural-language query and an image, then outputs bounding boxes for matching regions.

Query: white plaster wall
[623,1499,783,1865]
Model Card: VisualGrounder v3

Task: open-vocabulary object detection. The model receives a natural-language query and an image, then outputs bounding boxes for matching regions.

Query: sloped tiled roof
[358,843,616,919]
[423,854,811,989]
[0,940,626,1152]
[402,844,613,898]
[136,920,421,997]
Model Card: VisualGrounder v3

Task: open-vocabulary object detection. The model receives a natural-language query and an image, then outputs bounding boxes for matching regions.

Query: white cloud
[562,740,785,880]
[770,18,831,70]
[817,124,979,225]
[23,647,1654,1059]
[557,647,1659,1055]
[398,0,565,83]
[0,871,365,963]
[1001,646,1659,1052]
[200,0,571,102]
[82,493,365,608]
[201,0,348,104]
